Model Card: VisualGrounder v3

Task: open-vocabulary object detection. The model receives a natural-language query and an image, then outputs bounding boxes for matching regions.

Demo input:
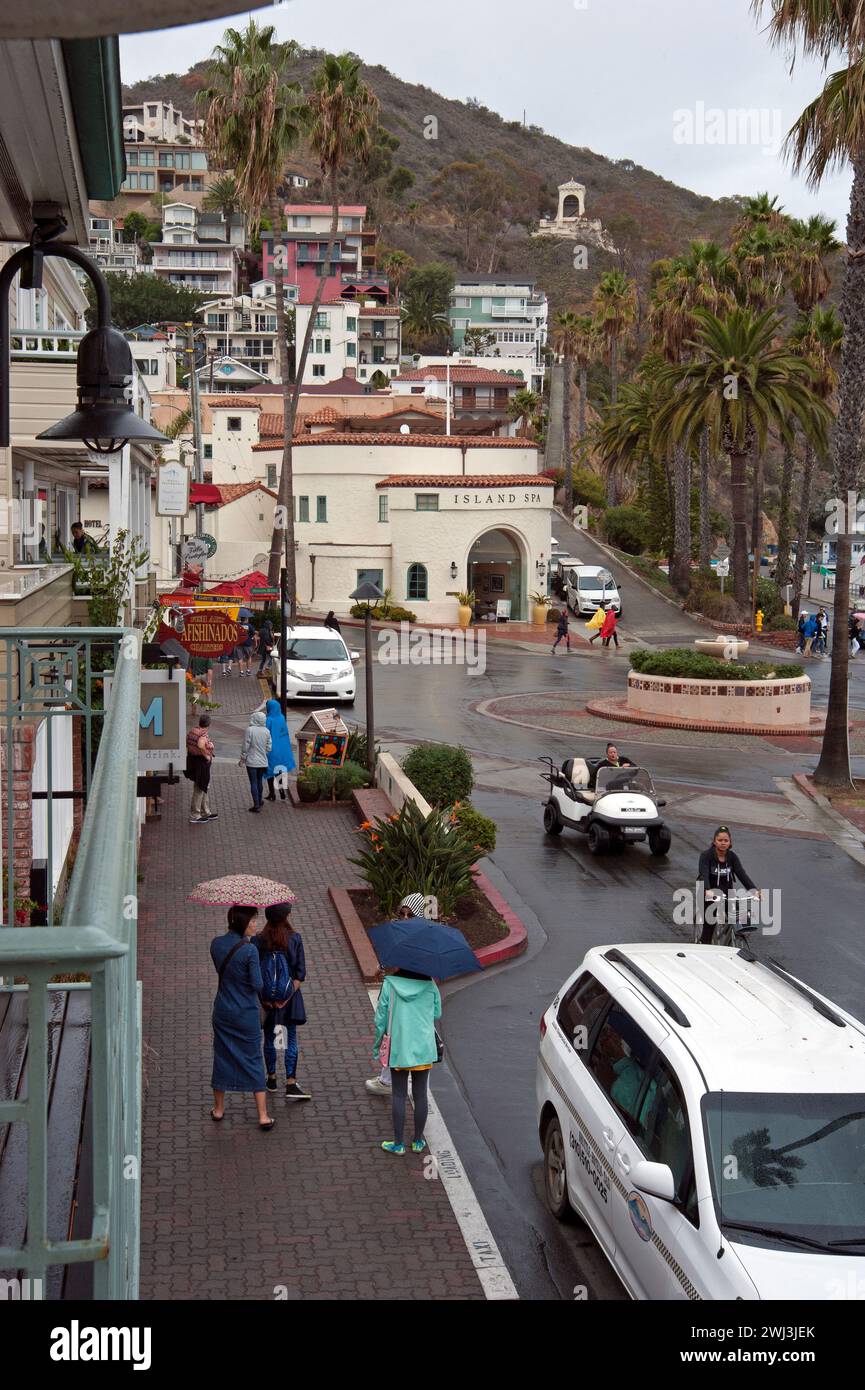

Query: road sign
[201,533,218,558]
[716,558,730,578]
[715,543,731,561]
[251,586,279,597]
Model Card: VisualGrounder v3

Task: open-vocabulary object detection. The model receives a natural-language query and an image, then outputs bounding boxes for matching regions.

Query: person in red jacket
[600,608,619,649]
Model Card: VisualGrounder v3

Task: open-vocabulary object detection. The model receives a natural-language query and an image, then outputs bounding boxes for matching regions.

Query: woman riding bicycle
[697,826,757,945]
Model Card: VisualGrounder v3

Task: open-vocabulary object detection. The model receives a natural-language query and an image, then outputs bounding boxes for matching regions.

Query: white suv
[270,626,359,704]
[537,943,865,1300]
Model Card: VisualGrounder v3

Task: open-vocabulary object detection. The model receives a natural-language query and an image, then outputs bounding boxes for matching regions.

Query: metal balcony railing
[0,628,142,1298]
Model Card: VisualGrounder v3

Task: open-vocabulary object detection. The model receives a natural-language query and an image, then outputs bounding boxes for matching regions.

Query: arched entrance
[468,527,526,622]
[562,194,581,219]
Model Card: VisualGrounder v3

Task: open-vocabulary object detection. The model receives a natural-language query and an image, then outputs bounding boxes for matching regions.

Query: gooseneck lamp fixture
[0,234,169,454]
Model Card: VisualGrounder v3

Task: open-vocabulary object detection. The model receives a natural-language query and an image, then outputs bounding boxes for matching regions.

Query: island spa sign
[449,490,547,507]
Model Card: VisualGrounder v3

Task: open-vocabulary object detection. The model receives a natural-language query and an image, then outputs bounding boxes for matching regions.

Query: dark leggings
[390,1068,430,1146]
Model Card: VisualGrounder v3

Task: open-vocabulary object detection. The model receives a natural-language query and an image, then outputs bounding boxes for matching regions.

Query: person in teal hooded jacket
[262,697,296,801]
[372,969,441,1156]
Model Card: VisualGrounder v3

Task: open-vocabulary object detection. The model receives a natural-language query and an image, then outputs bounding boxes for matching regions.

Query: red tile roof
[304,406,344,425]
[280,204,366,216]
[375,475,552,488]
[251,433,541,451]
[203,397,262,409]
[396,367,526,386]
[192,482,278,507]
[359,305,401,317]
[259,412,283,437]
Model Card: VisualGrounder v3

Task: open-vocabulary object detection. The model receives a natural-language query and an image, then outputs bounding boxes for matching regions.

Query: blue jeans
[247,765,266,807]
[263,1014,298,1078]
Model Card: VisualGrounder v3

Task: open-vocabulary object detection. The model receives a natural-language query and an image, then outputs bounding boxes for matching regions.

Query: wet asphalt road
[340,542,865,1301]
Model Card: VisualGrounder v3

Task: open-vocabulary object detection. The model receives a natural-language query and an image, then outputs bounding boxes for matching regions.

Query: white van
[566,565,622,619]
[270,626,359,704]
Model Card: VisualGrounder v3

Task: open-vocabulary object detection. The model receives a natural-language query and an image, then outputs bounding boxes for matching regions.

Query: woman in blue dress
[263,697,296,801]
[210,905,274,1130]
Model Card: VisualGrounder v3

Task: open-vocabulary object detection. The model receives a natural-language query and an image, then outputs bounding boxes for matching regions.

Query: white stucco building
[533,178,616,252]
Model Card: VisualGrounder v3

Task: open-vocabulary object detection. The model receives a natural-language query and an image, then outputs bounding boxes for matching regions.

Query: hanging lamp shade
[36,325,168,454]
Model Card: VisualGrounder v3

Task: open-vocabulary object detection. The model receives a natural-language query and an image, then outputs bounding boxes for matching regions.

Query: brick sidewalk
[137,674,485,1300]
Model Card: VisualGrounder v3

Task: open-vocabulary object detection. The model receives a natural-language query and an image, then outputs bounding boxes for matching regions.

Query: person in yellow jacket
[585,602,606,644]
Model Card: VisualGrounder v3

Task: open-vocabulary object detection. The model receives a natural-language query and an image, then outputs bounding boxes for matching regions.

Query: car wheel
[543,1116,573,1221]
[588,822,610,855]
[609,834,626,853]
[543,802,563,836]
[342,698,355,707]
[649,826,672,857]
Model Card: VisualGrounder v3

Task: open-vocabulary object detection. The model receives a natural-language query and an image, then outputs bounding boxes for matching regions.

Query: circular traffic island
[586,648,824,736]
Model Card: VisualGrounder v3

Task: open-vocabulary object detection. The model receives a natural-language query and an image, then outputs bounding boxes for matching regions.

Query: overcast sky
[120,0,853,229]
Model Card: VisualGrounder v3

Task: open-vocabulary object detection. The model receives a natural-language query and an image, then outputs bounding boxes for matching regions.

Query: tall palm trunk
[670,444,691,596]
[730,449,750,610]
[268,172,342,594]
[773,435,796,595]
[814,150,865,790]
[562,351,573,519]
[578,365,587,443]
[698,428,711,569]
[266,190,297,606]
[791,442,816,619]
[606,336,618,505]
[750,456,763,557]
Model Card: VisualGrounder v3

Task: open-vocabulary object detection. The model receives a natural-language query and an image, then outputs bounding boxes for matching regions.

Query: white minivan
[270,625,359,704]
[537,943,865,1300]
[566,565,622,619]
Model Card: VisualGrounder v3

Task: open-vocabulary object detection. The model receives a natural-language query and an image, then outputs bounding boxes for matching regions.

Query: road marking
[366,986,519,1300]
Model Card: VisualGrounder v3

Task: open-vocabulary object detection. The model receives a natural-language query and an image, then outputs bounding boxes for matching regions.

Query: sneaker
[365,1077,392,1096]
[266,1073,278,1093]
[381,1141,405,1156]
[411,1139,427,1154]
[189,816,206,824]
[285,1082,311,1102]
[206,811,219,820]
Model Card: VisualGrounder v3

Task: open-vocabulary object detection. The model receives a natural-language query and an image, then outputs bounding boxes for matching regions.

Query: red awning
[190,483,222,506]
[206,569,273,597]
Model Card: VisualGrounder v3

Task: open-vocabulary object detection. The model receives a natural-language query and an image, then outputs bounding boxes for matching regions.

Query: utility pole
[279,566,288,717]
[186,321,204,540]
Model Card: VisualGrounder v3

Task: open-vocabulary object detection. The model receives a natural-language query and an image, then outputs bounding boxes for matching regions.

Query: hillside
[122,49,744,315]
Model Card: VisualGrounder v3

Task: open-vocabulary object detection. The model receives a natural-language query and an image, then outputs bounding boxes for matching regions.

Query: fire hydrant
[755,608,764,634]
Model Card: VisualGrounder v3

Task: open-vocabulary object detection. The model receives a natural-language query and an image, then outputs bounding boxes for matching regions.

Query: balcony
[10,329,84,361]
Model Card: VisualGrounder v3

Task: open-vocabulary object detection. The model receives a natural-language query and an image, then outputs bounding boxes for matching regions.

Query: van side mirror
[350,651,360,662]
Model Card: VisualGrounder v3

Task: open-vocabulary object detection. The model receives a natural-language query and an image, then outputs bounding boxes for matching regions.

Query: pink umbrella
[188,874,296,908]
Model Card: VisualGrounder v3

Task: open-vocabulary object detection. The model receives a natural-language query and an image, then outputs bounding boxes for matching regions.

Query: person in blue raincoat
[263,697,296,801]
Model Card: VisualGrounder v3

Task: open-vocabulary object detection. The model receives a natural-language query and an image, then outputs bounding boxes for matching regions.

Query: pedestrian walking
[551,606,571,654]
[324,610,342,633]
[801,611,818,657]
[366,892,429,1098]
[254,902,310,1102]
[372,963,441,1156]
[601,607,620,649]
[815,609,829,658]
[586,602,606,644]
[796,610,808,655]
[186,713,218,824]
[262,697,296,801]
[240,709,271,812]
[849,614,864,658]
[257,618,275,676]
[210,905,274,1130]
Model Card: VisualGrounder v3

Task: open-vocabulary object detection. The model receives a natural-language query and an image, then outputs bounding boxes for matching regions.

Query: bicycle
[696,889,763,951]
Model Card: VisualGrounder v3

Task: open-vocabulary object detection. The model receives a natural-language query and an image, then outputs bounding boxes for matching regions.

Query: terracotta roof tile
[395,367,525,386]
[304,406,344,425]
[258,412,284,437]
[203,396,262,409]
[375,475,552,488]
[215,482,278,504]
[358,305,401,316]
[251,433,540,452]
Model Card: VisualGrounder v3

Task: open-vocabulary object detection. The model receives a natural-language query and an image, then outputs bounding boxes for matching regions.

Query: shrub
[755,577,782,622]
[402,743,474,806]
[629,648,804,680]
[767,613,798,632]
[692,591,742,623]
[299,759,370,801]
[350,798,478,919]
[603,505,649,555]
[571,466,608,512]
[298,762,336,797]
[453,802,497,858]
[349,602,417,622]
[346,728,378,766]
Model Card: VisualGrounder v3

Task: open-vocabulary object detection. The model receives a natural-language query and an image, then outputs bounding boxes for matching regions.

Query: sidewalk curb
[471,869,528,966]
[782,774,865,869]
[792,772,865,838]
[585,696,825,738]
[328,886,382,983]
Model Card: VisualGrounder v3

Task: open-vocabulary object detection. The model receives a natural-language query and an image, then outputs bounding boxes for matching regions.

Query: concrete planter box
[627,669,812,729]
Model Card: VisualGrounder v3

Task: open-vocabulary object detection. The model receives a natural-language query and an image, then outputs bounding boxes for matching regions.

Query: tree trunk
[730,448,750,611]
[606,336,619,505]
[267,173,343,598]
[562,349,573,519]
[791,442,815,619]
[773,434,796,595]
[698,428,711,570]
[814,148,865,790]
[265,189,297,607]
[578,366,587,443]
[750,455,763,557]
[670,444,691,597]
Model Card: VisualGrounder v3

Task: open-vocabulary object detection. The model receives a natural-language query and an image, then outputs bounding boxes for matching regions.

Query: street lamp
[350,578,385,783]
[1,238,168,454]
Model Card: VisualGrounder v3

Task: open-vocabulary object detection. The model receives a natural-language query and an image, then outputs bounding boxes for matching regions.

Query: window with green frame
[267,465,277,488]
[316,496,327,522]
[296,495,309,522]
[378,494,388,523]
[415,494,439,511]
[407,563,428,601]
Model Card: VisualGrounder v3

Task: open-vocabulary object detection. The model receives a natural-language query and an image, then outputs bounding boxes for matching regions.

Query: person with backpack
[551,606,571,654]
[210,906,274,1130]
[255,902,310,1102]
[186,713,217,824]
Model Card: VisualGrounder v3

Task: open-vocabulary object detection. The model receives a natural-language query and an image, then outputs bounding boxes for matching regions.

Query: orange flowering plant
[350,797,478,919]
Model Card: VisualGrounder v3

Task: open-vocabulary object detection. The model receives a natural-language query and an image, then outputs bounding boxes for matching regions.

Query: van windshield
[283,637,347,662]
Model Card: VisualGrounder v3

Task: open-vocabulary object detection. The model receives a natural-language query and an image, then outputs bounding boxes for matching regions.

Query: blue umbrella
[368,917,482,980]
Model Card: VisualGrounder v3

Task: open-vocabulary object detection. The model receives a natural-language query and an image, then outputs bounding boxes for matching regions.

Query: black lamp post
[1,239,168,453]
[349,579,384,783]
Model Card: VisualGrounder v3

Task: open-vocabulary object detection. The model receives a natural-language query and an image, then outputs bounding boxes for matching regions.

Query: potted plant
[296,767,322,803]
[530,590,552,626]
[455,589,475,630]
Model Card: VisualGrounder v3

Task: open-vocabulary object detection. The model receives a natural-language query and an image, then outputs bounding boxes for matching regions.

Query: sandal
[259,1118,276,1132]
[210,1109,224,1122]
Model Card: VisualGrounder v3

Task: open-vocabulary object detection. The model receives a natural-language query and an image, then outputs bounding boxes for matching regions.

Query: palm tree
[731,191,787,236]
[753,0,865,788]
[379,247,414,299]
[553,310,584,518]
[597,364,671,542]
[202,174,242,219]
[774,215,841,594]
[653,307,832,611]
[400,291,450,349]
[197,20,304,601]
[788,305,844,614]
[592,270,637,502]
[507,388,541,438]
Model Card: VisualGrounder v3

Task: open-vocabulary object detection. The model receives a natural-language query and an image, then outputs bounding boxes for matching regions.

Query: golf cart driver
[539,754,671,857]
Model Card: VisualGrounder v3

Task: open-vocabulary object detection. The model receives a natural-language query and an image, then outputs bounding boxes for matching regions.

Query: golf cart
[539,756,671,856]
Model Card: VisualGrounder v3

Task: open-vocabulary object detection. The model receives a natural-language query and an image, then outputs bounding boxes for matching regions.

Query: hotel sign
[449,490,547,507]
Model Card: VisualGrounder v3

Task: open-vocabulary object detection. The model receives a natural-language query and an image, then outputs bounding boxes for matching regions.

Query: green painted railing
[0,628,141,1298]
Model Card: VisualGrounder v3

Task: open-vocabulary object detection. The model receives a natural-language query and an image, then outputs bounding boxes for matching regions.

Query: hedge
[401,743,474,806]
[629,647,804,681]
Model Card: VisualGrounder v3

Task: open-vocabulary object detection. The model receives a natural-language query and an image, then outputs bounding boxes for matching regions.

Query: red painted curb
[471,867,529,966]
[585,696,825,738]
[328,886,383,984]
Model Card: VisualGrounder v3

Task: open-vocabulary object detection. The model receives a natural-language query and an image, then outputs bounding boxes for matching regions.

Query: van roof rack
[604,949,691,1028]
[749,954,847,1028]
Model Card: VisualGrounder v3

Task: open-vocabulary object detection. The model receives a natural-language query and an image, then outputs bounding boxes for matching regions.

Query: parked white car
[270,626,359,704]
[537,943,865,1300]
[565,564,621,618]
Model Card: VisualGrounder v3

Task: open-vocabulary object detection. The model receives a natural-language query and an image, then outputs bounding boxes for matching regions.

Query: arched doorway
[562,194,581,218]
[468,527,526,621]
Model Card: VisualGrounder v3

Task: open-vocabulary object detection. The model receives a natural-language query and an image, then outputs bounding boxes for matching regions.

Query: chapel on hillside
[533,179,615,252]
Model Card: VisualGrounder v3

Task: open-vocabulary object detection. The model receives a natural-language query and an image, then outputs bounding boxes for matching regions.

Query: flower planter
[626,669,812,729]
[532,603,550,626]
[457,604,473,630]
[296,780,321,804]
